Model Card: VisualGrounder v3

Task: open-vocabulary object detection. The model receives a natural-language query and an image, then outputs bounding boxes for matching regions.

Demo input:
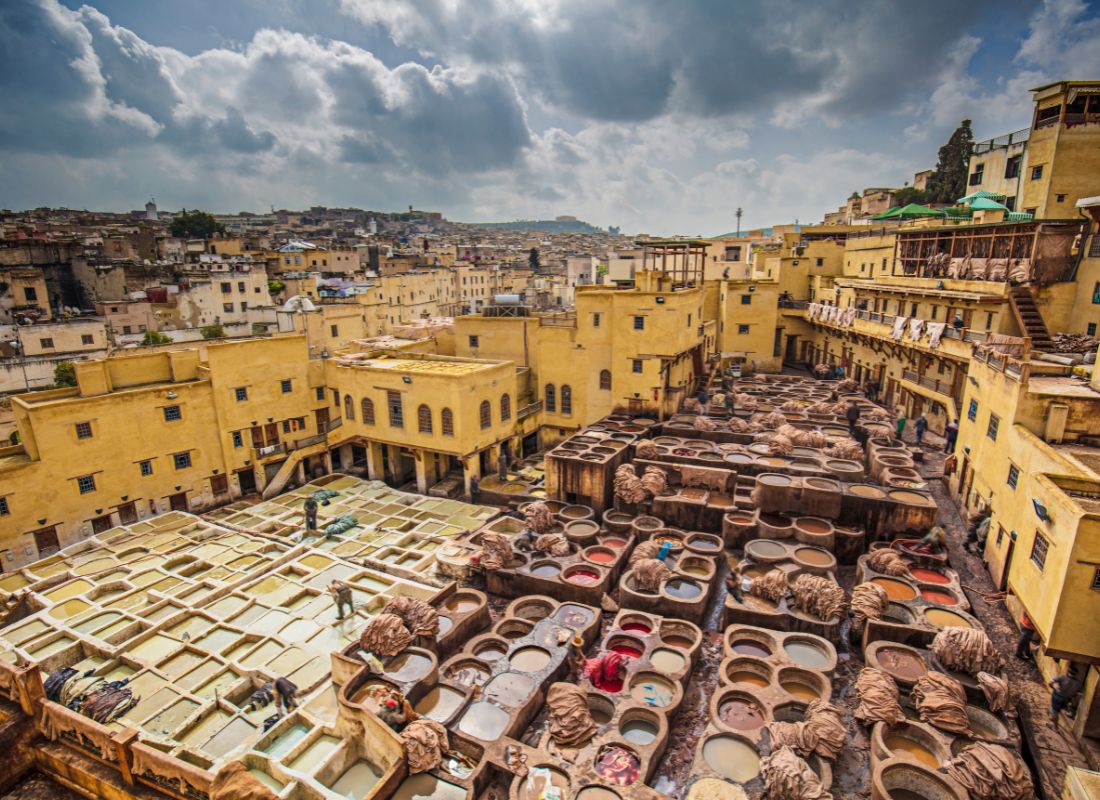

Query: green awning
[968,197,1010,211]
[957,190,1005,203]
[871,203,946,220]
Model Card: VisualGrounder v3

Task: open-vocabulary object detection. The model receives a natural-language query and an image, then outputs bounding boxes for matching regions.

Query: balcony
[517,400,542,421]
[254,442,286,459]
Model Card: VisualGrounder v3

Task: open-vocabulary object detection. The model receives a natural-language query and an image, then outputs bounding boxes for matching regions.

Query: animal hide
[942,742,1034,800]
[853,668,905,725]
[931,628,1003,676]
[382,596,440,638]
[910,672,971,735]
[359,613,413,658]
[546,682,597,748]
[790,574,847,621]
[401,719,449,774]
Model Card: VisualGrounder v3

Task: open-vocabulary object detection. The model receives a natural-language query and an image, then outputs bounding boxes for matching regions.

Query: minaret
[145,198,158,221]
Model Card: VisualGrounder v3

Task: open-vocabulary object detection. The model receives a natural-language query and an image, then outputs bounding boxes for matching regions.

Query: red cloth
[585,652,627,692]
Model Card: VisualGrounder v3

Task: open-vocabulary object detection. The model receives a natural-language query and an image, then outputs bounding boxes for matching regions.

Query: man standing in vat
[846,400,860,435]
[329,579,354,621]
[303,495,319,531]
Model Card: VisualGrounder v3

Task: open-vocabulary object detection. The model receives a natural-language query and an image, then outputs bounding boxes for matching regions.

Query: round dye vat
[877,647,927,682]
[518,766,569,800]
[796,517,832,534]
[702,735,760,782]
[664,579,702,600]
[620,621,652,634]
[924,608,972,629]
[629,674,675,707]
[484,672,537,706]
[885,733,940,769]
[553,604,593,629]
[731,639,772,658]
[719,697,765,730]
[446,595,480,614]
[386,653,432,683]
[601,538,628,549]
[585,548,616,564]
[509,646,551,672]
[794,547,834,567]
[620,719,658,746]
[783,641,829,668]
[564,567,601,586]
[457,701,510,741]
[746,540,787,559]
[594,745,640,786]
[610,641,643,659]
[576,788,623,800]
[474,641,508,661]
[781,681,821,702]
[871,577,918,602]
[687,536,721,552]
[910,568,949,585]
[437,616,454,637]
[849,484,885,498]
[414,686,465,722]
[728,671,770,689]
[530,563,561,578]
[662,635,695,650]
[920,588,958,606]
[650,648,686,674]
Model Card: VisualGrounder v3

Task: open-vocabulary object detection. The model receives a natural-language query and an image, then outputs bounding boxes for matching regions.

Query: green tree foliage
[53,361,77,387]
[141,330,172,345]
[893,186,929,207]
[528,247,541,272]
[200,324,226,339]
[268,280,286,295]
[925,120,974,204]
[169,209,226,239]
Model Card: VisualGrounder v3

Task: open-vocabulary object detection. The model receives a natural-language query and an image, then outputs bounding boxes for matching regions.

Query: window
[418,404,433,433]
[987,413,1000,441]
[24,287,37,302]
[738,324,750,334]
[361,398,375,424]
[1031,165,1044,180]
[174,452,192,470]
[560,385,572,415]
[741,294,752,305]
[281,379,292,393]
[77,475,96,494]
[1005,155,1021,179]
[1089,323,1097,337]
[479,400,491,429]
[633,316,645,330]
[968,399,978,421]
[330,324,339,337]
[593,313,601,327]
[1007,464,1020,489]
[1030,531,1049,570]
[237,281,245,292]
[40,338,54,349]
[500,394,511,421]
[1093,567,1100,591]
[599,370,611,390]
[1035,105,1060,128]
[724,246,741,261]
[220,282,232,294]
[163,405,181,422]
[816,258,824,266]
[0,497,8,516]
[469,335,480,348]
[316,387,325,401]
[81,334,94,345]
[232,431,243,448]
[235,387,248,402]
[122,326,132,335]
[632,359,643,374]
[387,390,403,428]
[239,302,248,312]
[223,303,233,313]
[545,384,556,412]
[969,163,985,186]
[344,395,355,421]
[441,408,454,436]
[140,460,153,476]
[75,422,92,439]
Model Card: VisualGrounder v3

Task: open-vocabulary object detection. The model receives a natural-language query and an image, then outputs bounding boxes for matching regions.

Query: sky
[1,0,1099,235]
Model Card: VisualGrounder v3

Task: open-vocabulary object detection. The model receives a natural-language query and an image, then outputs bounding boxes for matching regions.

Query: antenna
[735,207,743,237]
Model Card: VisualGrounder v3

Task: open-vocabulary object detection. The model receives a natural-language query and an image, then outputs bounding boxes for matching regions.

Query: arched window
[500,393,511,421]
[343,394,355,421]
[545,384,556,412]
[599,370,611,390]
[361,398,375,425]
[480,400,491,429]
[441,408,454,436]
[418,404,432,434]
[561,385,573,415]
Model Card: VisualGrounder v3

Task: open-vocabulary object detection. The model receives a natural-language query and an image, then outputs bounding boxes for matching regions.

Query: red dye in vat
[910,568,949,584]
[620,622,652,634]
[602,538,627,548]
[920,588,957,606]
[611,643,642,658]
[594,745,640,786]
[719,698,765,730]
[587,550,615,563]
[566,567,601,585]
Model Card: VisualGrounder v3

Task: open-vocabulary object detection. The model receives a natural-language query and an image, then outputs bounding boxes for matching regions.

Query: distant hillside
[470,218,604,234]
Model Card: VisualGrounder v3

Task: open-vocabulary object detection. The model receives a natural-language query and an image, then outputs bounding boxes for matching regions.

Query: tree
[528,247,540,272]
[169,209,226,240]
[893,186,929,207]
[925,120,974,204]
[200,324,226,339]
[268,280,285,295]
[141,330,172,345]
[53,361,77,387]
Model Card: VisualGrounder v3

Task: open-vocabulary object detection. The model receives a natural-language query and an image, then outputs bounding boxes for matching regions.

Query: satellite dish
[281,295,316,313]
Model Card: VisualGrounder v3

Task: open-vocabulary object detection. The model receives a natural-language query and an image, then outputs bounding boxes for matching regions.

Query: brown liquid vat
[872,757,966,800]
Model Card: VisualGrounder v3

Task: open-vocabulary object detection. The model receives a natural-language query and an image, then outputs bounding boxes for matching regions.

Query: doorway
[91,515,113,534]
[314,407,330,433]
[168,492,189,512]
[31,526,59,558]
[236,468,257,495]
[117,502,138,525]
[999,536,1015,592]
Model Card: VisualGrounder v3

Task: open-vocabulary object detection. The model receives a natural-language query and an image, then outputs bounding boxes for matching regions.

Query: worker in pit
[329,579,354,621]
[915,525,947,555]
[303,495,319,531]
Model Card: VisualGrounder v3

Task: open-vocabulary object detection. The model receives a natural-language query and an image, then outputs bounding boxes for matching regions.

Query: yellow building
[0,267,50,324]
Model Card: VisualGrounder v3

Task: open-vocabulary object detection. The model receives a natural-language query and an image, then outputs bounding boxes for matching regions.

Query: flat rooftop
[337,355,499,376]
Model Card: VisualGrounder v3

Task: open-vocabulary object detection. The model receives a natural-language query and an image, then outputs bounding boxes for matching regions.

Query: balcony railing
[517,400,542,420]
[809,307,989,346]
[902,370,957,399]
[290,433,326,450]
[254,442,286,458]
[778,300,807,309]
[325,417,343,433]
